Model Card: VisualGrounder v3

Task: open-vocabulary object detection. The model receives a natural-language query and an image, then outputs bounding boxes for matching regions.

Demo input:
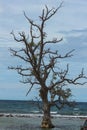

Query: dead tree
[9,3,87,128]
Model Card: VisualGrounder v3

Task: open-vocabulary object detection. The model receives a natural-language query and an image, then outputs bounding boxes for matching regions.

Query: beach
[0,113,86,130]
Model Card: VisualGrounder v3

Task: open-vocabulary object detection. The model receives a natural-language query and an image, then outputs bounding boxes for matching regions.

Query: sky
[0,0,87,101]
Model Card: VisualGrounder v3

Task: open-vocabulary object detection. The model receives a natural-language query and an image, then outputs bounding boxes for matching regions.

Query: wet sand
[0,113,86,130]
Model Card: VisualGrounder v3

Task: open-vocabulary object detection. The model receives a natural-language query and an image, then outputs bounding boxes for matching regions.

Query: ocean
[0,100,87,116]
[0,100,86,130]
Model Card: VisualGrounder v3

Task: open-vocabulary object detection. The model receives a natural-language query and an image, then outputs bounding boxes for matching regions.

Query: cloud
[0,0,87,101]
[0,0,87,48]
[0,0,60,16]
[0,7,3,14]
[58,28,87,63]
[59,28,87,35]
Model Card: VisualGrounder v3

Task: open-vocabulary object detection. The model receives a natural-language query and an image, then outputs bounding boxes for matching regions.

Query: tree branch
[44,38,63,45]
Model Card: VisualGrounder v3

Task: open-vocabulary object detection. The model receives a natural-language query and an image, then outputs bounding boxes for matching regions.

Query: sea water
[0,100,86,130]
[0,100,87,115]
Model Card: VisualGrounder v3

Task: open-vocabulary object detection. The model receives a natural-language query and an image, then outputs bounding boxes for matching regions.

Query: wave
[0,100,87,116]
[0,113,87,119]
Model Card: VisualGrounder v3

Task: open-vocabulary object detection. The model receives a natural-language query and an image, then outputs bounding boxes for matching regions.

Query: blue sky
[0,0,87,101]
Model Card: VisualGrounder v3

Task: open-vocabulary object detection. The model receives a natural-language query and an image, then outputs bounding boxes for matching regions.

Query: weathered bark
[41,103,54,128]
[40,88,54,128]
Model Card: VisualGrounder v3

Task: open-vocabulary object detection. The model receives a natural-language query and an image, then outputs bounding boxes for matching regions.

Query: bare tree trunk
[40,88,54,128]
[41,102,54,128]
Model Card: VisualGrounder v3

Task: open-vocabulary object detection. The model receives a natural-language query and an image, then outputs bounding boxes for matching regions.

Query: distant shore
[0,113,86,130]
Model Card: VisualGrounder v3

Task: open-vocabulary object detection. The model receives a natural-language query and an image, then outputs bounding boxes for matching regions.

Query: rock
[81,119,87,130]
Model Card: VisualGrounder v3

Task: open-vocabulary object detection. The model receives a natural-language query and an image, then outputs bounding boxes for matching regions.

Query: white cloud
[58,29,87,62]
[0,0,87,101]
[0,8,3,14]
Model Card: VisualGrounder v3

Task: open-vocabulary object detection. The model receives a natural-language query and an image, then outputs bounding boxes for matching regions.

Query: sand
[0,114,86,130]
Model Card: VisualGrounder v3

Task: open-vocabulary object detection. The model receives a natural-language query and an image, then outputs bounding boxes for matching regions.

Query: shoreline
[0,113,87,119]
[0,113,86,130]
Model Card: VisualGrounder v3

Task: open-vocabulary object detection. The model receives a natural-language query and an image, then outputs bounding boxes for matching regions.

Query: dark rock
[81,119,87,130]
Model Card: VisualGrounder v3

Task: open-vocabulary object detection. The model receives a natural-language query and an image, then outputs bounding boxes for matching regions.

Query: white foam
[0,113,87,119]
